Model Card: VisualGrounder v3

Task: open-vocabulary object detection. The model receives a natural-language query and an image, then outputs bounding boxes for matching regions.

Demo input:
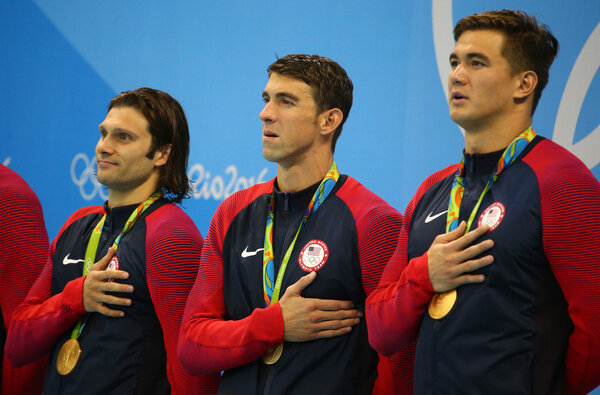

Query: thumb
[287,271,317,296]
[90,247,115,271]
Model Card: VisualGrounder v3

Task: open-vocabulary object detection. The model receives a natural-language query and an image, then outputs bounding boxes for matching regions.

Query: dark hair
[108,87,191,203]
[454,10,559,114]
[267,54,353,153]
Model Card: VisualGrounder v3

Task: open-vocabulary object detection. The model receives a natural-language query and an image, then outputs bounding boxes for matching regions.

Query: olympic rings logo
[70,153,108,201]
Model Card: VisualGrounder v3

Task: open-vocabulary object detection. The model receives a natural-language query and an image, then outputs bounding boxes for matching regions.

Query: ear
[153,144,172,167]
[514,70,537,101]
[318,108,343,137]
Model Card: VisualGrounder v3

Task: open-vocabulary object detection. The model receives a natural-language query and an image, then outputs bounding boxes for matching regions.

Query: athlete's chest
[52,215,149,295]
[223,200,363,309]
[409,165,544,267]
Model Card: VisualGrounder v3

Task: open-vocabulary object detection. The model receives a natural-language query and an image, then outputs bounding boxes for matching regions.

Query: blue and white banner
[2,1,598,249]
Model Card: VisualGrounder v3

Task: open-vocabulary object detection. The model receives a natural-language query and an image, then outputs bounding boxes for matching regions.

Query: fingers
[305,327,354,340]
[285,310,362,342]
[455,255,494,279]
[95,269,130,282]
[286,272,317,295]
[83,289,132,317]
[83,268,133,317]
[453,224,490,250]
[436,221,467,242]
[306,298,356,312]
[304,318,360,340]
[90,247,115,271]
[308,307,362,322]
[95,304,128,318]
[439,255,494,291]
[455,239,494,263]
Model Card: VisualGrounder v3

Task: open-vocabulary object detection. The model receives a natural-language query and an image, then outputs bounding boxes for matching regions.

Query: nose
[449,64,466,86]
[259,101,275,123]
[96,134,114,156]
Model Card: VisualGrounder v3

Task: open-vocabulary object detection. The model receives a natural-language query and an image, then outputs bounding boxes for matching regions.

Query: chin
[261,150,279,163]
[449,113,471,129]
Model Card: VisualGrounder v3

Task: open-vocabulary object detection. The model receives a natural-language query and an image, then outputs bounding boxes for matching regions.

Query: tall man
[0,164,49,394]
[179,54,409,393]
[6,88,219,394]
[366,10,600,394]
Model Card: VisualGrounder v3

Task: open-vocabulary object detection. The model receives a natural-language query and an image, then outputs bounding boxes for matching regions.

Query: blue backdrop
[1,1,599,391]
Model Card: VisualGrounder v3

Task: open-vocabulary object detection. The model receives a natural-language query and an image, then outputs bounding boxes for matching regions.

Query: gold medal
[428,289,457,320]
[56,338,82,375]
[262,343,283,365]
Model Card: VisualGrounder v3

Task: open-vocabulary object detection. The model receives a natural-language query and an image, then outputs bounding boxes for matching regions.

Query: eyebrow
[449,52,491,63]
[98,125,136,136]
[263,91,299,102]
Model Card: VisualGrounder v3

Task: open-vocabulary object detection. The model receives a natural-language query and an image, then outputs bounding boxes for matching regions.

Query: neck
[463,117,532,154]
[107,182,159,208]
[276,154,333,193]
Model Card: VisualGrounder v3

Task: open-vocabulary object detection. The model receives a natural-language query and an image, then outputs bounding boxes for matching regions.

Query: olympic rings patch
[478,202,505,232]
[298,240,329,272]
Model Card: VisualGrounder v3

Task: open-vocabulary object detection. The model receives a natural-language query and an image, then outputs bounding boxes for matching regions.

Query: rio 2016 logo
[70,153,268,201]
[188,163,268,200]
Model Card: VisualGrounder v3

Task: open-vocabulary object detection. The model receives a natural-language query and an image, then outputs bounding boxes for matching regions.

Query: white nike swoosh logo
[241,246,264,258]
[425,210,448,223]
[63,253,85,265]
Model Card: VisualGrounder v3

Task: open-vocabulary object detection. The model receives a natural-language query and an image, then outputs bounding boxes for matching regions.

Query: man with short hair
[366,10,600,394]
[6,88,219,394]
[179,54,409,393]
[0,164,49,394]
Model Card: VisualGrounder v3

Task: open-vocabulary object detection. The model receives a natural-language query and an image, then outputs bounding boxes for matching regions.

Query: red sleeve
[336,178,414,393]
[5,207,100,368]
[524,141,600,395]
[145,205,219,394]
[366,165,456,357]
[0,166,49,395]
[178,183,285,376]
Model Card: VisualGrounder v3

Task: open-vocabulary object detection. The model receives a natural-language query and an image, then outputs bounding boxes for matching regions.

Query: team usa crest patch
[298,240,329,272]
[106,256,119,283]
[478,202,505,232]
[107,256,120,271]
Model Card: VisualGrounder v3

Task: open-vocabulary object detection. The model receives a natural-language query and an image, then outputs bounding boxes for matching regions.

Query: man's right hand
[427,221,494,292]
[83,247,134,317]
[279,272,361,342]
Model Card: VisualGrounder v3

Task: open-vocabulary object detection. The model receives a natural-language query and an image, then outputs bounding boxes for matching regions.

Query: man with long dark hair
[6,88,219,394]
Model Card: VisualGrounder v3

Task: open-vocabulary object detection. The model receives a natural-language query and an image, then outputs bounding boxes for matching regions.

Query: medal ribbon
[69,192,162,340]
[262,162,340,307]
[446,127,536,233]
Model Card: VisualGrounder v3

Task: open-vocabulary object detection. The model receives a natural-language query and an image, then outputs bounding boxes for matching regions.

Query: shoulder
[0,166,46,229]
[147,202,194,225]
[214,178,274,223]
[414,163,458,201]
[335,175,402,226]
[336,176,396,212]
[56,206,104,239]
[146,202,203,241]
[523,138,592,175]
[0,165,38,205]
[64,206,104,224]
[522,137,599,192]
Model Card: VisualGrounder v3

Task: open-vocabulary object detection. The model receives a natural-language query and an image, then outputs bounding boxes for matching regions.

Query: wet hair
[454,9,559,114]
[267,54,353,153]
[108,87,191,203]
